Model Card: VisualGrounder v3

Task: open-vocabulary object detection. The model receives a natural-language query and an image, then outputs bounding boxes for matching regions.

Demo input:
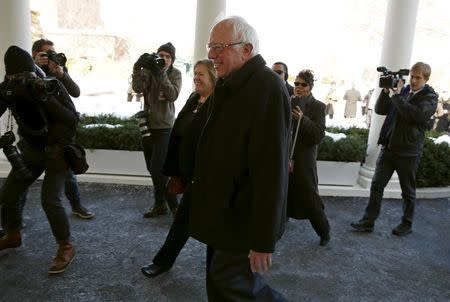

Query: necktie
[406,91,414,102]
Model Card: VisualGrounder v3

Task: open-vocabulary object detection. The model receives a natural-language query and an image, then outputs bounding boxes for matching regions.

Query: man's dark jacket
[288,94,326,219]
[0,80,78,147]
[189,55,291,253]
[376,84,438,156]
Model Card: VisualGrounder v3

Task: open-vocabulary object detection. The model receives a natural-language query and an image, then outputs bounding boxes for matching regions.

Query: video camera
[135,53,165,73]
[0,131,32,179]
[377,67,410,89]
[4,72,59,102]
[43,50,67,67]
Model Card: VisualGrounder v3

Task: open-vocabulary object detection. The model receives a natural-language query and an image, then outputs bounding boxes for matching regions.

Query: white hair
[219,16,259,57]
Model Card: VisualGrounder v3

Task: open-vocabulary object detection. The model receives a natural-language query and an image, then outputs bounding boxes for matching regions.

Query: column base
[358,163,400,189]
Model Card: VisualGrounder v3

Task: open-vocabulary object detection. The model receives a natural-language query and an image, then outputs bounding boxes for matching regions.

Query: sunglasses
[294,81,309,87]
[273,70,284,75]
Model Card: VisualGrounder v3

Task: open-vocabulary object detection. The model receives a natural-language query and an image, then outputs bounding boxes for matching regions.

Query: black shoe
[392,221,412,236]
[141,263,171,278]
[143,205,168,218]
[320,234,330,246]
[350,219,374,232]
[72,206,95,219]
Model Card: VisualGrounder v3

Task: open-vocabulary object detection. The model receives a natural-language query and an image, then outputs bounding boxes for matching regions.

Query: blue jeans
[0,144,70,242]
[64,169,81,209]
[141,129,177,207]
[17,168,81,214]
[363,149,421,224]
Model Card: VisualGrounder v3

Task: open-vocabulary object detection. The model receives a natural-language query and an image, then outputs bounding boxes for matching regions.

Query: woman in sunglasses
[288,69,331,246]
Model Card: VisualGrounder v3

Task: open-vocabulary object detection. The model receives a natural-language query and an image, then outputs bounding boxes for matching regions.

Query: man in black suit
[188,16,290,301]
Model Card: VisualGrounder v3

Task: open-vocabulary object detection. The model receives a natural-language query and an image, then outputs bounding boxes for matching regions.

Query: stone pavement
[0,181,449,302]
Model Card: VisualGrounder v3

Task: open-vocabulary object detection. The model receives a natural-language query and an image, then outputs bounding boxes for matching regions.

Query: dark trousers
[309,206,330,239]
[17,169,82,215]
[206,247,287,302]
[363,149,421,224]
[152,188,190,267]
[0,145,70,242]
[141,129,177,207]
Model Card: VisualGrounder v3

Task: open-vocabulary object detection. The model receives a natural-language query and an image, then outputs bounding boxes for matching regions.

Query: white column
[193,0,226,64]
[0,0,32,134]
[358,0,420,188]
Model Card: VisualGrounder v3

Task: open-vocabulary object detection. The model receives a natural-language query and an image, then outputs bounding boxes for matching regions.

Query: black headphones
[274,62,289,81]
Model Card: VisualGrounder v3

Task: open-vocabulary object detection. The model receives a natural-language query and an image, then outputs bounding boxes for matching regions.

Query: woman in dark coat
[288,69,331,246]
[141,59,216,278]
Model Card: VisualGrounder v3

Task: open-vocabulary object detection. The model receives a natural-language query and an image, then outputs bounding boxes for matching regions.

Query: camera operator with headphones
[132,42,182,218]
[0,46,78,274]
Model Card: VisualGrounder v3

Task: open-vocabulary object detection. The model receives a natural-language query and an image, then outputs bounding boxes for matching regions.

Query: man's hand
[48,60,64,78]
[248,250,272,273]
[34,51,49,67]
[292,105,303,120]
[392,79,405,95]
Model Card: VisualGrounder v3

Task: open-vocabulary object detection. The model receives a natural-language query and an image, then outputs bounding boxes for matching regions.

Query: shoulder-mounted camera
[4,72,59,102]
[377,67,409,89]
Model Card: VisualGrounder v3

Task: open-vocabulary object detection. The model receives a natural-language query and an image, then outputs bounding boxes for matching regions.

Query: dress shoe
[0,231,21,251]
[141,263,171,278]
[143,204,168,218]
[48,242,75,274]
[392,221,412,236]
[320,234,331,246]
[350,219,374,232]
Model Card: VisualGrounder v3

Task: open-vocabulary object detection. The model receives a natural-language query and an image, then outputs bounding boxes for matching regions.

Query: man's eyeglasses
[206,42,245,53]
[294,81,309,87]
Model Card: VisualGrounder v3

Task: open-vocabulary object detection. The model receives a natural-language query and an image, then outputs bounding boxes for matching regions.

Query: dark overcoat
[189,55,291,253]
[288,94,326,219]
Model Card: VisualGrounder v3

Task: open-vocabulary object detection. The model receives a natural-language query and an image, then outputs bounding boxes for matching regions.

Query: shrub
[416,138,450,187]
[75,115,450,187]
[75,114,142,151]
[318,135,367,162]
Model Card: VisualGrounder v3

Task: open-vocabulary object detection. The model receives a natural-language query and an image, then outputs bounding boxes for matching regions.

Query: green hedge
[76,114,142,151]
[75,115,450,187]
[416,138,450,187]
[318,136,367,162]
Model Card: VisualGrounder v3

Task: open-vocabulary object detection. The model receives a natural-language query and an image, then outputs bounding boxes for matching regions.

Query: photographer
[132,42,182,218]
[351,62,438,236]
[32,38,80,98]
[30,38,93,219]
[0,46,78,274]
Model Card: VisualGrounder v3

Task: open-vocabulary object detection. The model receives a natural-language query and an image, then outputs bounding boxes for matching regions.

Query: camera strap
[6,109,14,132]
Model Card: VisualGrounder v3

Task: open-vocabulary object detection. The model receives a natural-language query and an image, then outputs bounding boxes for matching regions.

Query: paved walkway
[0,181,449,302]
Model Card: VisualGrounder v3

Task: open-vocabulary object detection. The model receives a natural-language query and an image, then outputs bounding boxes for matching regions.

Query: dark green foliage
[75,114,142,151]
[416,138,450,187]
[75,115,450,187]
[318,135,367,162]
[326,126,369,137]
